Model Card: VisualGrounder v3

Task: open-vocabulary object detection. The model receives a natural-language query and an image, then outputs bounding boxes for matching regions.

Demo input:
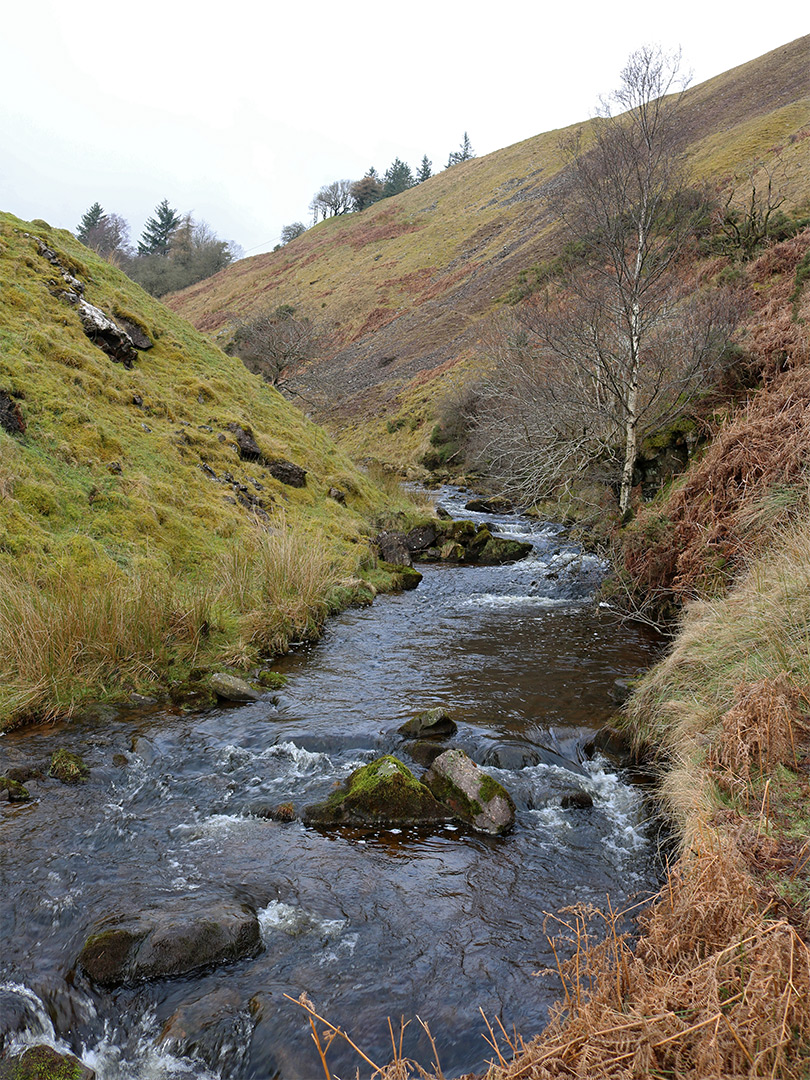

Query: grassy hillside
[169,37,810,467]
[0,212,423,730]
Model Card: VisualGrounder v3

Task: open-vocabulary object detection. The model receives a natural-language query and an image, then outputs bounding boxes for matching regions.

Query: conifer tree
[138,199,181,256]
[416,155,433,183]
[383,158,415,198]
[77,203,105,243]
[446,132,475,168]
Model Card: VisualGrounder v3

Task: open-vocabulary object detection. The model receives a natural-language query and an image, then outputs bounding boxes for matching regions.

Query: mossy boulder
[378,561,423,591]
[398,707,457,739]
[302,755,452,827]
[77,900,261,987]
[424,749,516,835]
[48,749,88,784]
[0,1045,95,1080]
[0,776,31,802]
[476,535,533,565]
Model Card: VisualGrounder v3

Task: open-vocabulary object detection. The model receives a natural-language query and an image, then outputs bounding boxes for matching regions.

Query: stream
[0,489,664,1078]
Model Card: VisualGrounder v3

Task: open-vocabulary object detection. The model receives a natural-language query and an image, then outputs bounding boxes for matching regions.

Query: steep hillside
[169,37,810,464]
[0,212,419,730]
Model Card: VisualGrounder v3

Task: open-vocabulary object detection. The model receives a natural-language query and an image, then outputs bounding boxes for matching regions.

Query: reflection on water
[0,490,664,1078]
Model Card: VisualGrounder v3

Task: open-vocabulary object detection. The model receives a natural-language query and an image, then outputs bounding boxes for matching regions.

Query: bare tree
[473,284,740,506]
[309,180,353,222]
[228,305,319,387]
[714,152,794,259]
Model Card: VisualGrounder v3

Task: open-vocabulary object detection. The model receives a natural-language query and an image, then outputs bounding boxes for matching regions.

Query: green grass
[0,212,426,729]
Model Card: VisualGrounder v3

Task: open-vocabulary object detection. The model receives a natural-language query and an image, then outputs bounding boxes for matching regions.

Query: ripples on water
[0,489,664,1078]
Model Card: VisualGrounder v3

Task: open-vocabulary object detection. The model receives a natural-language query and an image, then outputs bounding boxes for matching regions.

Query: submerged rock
[48,749,88,784]
[399,707,457,739]
[159,987,253,1074]
[0,1045,95,1080]
[302,755,451,827]
[210,672,261,703]
[424,749,516,835]
[78,900,261,987]
[561,789,594,810]
[584,725,635,767]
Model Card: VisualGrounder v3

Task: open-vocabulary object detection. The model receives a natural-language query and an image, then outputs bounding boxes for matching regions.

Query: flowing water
[0,490,664,1078]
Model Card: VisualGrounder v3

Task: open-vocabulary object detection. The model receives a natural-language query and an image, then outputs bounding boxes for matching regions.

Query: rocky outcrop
[424,749,516,835]
[0,1045,95,1080]
[77,301,139,367]
[78,900,261,987]
[399,707,457,739]
[266,459,307,487]
[383,519,532,566]
[0,391,25,436]
[210,672,261,703]
[303,755,452,827]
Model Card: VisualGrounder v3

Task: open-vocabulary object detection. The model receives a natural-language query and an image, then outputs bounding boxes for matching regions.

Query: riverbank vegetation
[0,212,429,731]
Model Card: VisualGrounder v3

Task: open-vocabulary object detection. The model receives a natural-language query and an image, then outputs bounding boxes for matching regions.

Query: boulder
[561,789,594,809]
[464,495,512,513]
[0,1045,95,1080]
[375,531,412,567]
[475,535,533,565]
[302,755,452,827]
[609,677,639,705]
[77,301,138,367]
[399,707,457,739]
[404,523,438,552]
[159,988,252,1073]
[210,672,261,703]
[78,900,261,987]
[424,749,516,835]
[266,459,306,487]
[584,725,634,767]
[0,776,31,802]
[49,750,88,784]
[112,315,152,350]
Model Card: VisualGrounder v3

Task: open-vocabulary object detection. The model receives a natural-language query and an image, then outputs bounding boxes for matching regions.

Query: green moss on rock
[48,749,88,784]
[302,755,451,827]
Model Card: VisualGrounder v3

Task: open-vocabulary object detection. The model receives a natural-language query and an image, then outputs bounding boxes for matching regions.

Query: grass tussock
[0,518,355,728]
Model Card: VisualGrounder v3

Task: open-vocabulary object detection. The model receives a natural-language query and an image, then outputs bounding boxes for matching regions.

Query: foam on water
[258,900,345,944]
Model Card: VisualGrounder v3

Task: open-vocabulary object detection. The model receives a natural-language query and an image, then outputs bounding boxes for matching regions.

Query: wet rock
[227,423,262,461]
[266,459,306,487]
[399,707,457,739]
[610,677,639,705]
[404,523,437,552]
[405,740,448,768]
[375,531,412,567]
[77,301,139,367]
[78,900,261,987]
[302,755,452,827]
[247,801,296,822]
[439,540,466,562]
[210,672,261,703]
[464,495,512,513]
[159,987,252,1074]
[48,749,88,784]
[584,725,635,767]
[475,535,533,565]
[0,776,31,802]
[424,749,516,835]
[0,391,25,436]
[0,1045,95,1080]
[481,745,542,770]
[561,789,594,810]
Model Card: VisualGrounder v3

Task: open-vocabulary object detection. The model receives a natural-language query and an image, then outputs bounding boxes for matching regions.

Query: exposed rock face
[0,1045,95,1080]
[0,391,25,436]
[303,755,452,827]
[227,424,263,462]
[112,315,152,350]
[210,672,261,703]
[78,901,261,987]
[77,301,139,367]
[424,749,516,835]
[399,707,457,739]
[266,459,306,487]
[404,523,437,553]
[375,531,413,567]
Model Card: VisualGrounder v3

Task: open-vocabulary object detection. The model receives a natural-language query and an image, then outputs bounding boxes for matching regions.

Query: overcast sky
[2,2,807,257]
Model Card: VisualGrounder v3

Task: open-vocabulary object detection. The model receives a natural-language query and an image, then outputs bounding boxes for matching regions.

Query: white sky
[2,1,807,257]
